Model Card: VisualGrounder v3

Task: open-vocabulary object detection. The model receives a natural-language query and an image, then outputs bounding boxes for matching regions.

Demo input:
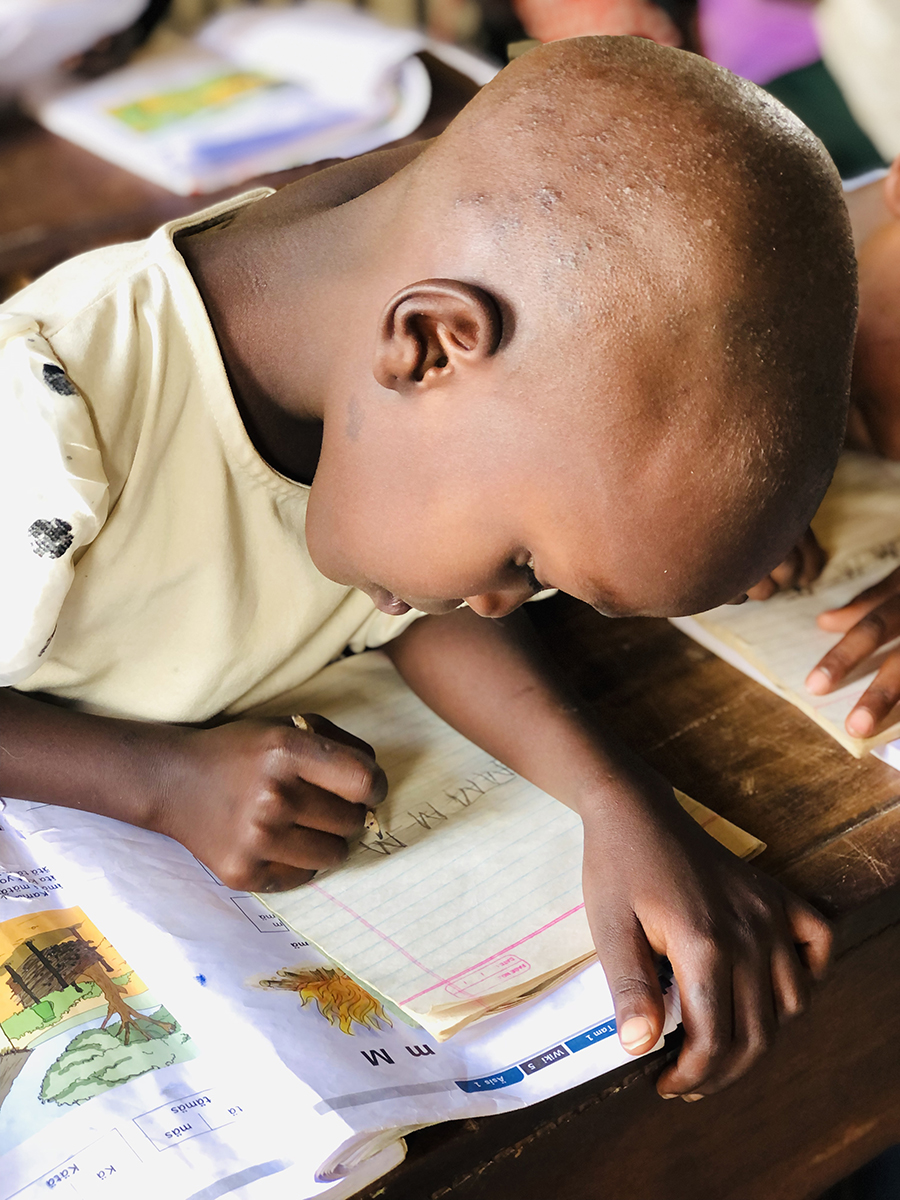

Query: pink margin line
[310,883,492,1011]
[310,883,442,981]
[399,902,586,1006]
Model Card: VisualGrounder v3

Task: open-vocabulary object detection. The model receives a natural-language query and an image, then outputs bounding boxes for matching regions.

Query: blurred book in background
[24,3,438,194]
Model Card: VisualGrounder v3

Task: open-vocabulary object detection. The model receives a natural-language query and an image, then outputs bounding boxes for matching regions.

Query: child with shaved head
[0,37,856,1100]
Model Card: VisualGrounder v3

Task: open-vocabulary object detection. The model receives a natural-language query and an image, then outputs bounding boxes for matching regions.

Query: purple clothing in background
[698,0,820,85]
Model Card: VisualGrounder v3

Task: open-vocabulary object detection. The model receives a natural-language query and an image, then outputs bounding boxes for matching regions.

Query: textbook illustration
[256,964,392,1036]
[0,907,193,1133]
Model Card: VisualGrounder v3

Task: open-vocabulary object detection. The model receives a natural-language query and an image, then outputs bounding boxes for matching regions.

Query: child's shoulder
[1,190,273,343]
[2,237,159,342]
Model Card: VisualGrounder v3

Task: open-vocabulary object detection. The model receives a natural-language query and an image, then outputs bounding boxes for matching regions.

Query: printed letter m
[360,1048,395,1066]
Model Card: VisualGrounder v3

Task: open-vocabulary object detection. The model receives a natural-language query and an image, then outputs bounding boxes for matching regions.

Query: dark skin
[805,157,900,736]
[1,39,848,1100]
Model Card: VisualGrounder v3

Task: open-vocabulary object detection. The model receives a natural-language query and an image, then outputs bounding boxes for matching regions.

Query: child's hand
[806,565,900,737]
[581,774,832,1099]
[745,527,826,601]
[157,714,386,892]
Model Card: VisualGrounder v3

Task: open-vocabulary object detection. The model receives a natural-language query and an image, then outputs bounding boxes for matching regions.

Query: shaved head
[351,36,856,614]
[232,36,860,619]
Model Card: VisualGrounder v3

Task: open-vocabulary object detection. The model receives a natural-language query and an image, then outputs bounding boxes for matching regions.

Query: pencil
[291,714,384,840]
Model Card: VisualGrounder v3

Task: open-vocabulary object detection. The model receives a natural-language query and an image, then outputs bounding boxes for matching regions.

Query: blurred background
[1,4,898,1194]
[1,0,897,303]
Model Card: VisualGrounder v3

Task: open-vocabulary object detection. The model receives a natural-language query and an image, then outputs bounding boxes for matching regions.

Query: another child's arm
[384,606,832,1099]
[0,686,384,893]
[806,565,900,736]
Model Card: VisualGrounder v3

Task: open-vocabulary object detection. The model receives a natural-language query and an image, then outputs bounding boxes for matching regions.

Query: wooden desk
[355,595,900,1200]
[2,59,899,1200]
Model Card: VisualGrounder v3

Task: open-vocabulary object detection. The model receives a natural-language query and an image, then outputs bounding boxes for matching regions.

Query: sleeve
[0,311,109,686]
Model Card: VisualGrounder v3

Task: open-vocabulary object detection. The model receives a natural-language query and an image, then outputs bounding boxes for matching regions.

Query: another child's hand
[745,527,826,600]
[805,565,900,737]
[581,772,831,1098]
[156,714,386,892]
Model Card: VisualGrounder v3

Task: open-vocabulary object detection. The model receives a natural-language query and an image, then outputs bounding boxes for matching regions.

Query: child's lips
[370,587,411,616]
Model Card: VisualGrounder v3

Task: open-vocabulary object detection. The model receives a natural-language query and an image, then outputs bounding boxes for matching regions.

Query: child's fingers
[655,949,733,1097]
[796,529,827,588]
[768,544,803,590]
[783,895,833,982]
[594,915,666,1059]
[282,783,368,840]
[747,530,826,600]
[746,574,778,601]
[770,942,811,1023]
[806,595,900,696]
[221,824,345,893]
[262,824,350,875]
[687,955,779,1097]
[279,725,388,807]
[816,566,900,631]
[254,864,317,894]
[298,712,378,762]
[843,653,900,737]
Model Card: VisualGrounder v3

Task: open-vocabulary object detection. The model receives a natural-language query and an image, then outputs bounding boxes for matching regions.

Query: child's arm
[384,606,833,1099]
[0,687,384,893]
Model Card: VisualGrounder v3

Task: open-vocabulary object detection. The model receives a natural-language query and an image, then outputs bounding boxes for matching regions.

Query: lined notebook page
[687,453,900,757]
[257,652,762,1038]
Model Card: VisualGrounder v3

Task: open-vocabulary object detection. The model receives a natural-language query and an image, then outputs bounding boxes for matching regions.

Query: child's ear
[884,156,900,220]
[373,279,502,394]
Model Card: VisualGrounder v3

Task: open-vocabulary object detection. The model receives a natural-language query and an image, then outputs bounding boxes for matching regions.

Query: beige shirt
[0,190,423,723]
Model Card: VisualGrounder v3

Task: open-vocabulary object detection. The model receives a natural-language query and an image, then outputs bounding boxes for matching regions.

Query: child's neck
[178,143,426,484]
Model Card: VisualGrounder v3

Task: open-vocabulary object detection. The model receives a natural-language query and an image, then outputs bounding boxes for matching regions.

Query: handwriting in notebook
[356,760,517,855]
[255,650,763,1039]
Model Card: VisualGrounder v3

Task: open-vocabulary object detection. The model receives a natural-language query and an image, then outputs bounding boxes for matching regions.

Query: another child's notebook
[673,452,900,758]
[257,652,763,1040]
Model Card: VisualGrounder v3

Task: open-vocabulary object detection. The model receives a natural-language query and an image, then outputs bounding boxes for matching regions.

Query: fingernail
[682,1093,705,1103]
[805,667,831,695]
[847,709,875,737]
[619,1016,653,1049]
[660,1093,678,1100]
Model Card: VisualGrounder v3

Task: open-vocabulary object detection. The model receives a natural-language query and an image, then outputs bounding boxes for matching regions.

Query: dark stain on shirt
[42,364,78,396]
[28,518,74,559]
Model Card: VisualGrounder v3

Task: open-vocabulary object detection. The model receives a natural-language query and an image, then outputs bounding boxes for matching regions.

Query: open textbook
[0,797,684,1200]
[259,652,764,1041]
[672,452,900,757]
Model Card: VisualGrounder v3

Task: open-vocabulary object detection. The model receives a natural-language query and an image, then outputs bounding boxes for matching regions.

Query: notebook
[674,452,900,757]
[257,651,764,1040]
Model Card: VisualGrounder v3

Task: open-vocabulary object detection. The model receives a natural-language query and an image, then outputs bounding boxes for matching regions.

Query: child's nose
[464,588,530,618]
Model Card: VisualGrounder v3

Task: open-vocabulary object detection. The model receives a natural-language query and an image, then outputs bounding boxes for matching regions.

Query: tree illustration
[40,1007,191,1106]
[3,925,174,1044]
